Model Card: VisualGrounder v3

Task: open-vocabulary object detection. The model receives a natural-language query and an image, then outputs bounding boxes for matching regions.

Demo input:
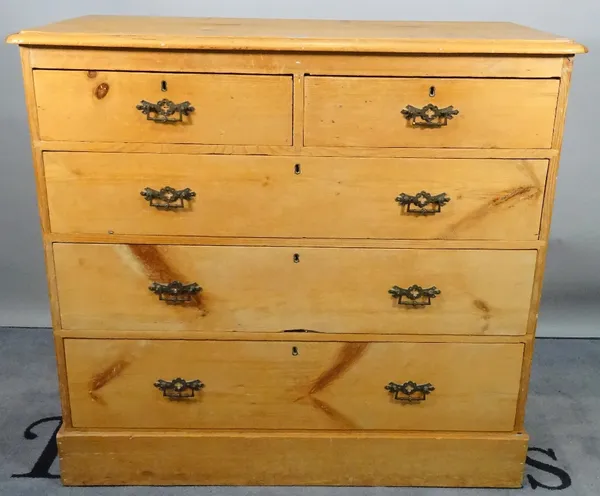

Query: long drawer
[33,71,293,145]
[45,153,547,240]
[305,77,559,148]
[53,244,536,335]
[65,339,523,431]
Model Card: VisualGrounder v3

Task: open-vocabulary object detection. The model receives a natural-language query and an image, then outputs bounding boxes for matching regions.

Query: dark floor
[0,328,598,495]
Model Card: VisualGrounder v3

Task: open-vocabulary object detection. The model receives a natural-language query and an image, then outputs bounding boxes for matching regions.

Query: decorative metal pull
[154,378,204,398]
[136,99,195,123]
[401,104,459,128]
[385,381,435,402]
[149,281,202,305]
[389,285,441,306]
[141,186,196,210]
[396,191,450,215]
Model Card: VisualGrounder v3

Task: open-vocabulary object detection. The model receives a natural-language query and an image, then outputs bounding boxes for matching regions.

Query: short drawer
[305,77,559,148]
[45,153,547,240]
[65,339,524,431]
[54,244,536,335]
[33,71,293,145]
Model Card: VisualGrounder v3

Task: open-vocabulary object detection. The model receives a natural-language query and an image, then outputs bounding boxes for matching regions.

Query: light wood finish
[65,339,523,431]
[53,244,536,335]
[56,329,532,344]
[305,77,560,149]
[29,48,567,78]
[53,335,73,427]
[9,15,584,488]
[7,16,586,54]
[513,58,576,431]
[57,428,529,487]
[45,153,548,240]
[47,233,545,250]
[19,48,72,427]
[543,57,575,240]
[34,71,293,145]
[515,337,536,431]
[36,140,559,159]
[293,74,305,152]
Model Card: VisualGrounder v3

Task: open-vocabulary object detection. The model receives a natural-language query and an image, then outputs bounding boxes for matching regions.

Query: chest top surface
[6,15,586,54]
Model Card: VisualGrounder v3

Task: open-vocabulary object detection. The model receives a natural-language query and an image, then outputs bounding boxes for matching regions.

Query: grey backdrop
[1,0,598,336]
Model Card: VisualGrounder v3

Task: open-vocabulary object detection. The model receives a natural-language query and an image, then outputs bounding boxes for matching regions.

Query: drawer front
[34,71,293,145]
[54,244,536,335]
[45,152,547,240]
[305,77,559,148]
[65,339,523,431]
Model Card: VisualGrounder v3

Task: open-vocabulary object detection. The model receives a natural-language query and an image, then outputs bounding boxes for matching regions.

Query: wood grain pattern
[305,77,560,149]
[19,48,72,425]
[8,16,586,488]
[44,152,547,240]
[65,339,523,431]
[46,233,545,250]
[56,329,532,344]
[8,16,586,54]
[35,140,559,159]
[293,74,304,150]
[28,48,566,78]
[541,57,575,241]
[57,428,529,487]
[515,336,536,431]
[513,58,576,430]
[34,71,293,145]
[53,244,537,335]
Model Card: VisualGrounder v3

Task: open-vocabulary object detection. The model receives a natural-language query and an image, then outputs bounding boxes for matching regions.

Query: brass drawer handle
[389,285,440,306]
[149,281,202,305]
[396,191,450,215]
[141,186,196,210]
[136,98,195,123]
[401,104,459,128]
[385,381,435,402]
[154,378,204,398]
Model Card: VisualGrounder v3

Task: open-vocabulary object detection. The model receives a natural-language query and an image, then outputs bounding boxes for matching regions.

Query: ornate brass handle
[396,191,450,215]
[149,281,202,305]
[136,98,195,123]
[141,186,196,210]
[385,381,435,402]
[401,104,459,128]
[154,378,204,398]
[389,285,441,306]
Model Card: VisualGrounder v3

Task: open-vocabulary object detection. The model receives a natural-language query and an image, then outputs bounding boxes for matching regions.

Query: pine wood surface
[53,243,537,335]
[28,48,566,78]
[34,70,293,145]
[57,428,529,487]
[65,338,523,431]
[305,77,559,149]
[7,16,586,54]
[45,153,548,240]
[7,15,585,488]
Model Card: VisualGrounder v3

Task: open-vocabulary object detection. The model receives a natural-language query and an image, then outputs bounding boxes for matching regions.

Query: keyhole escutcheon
[293,253,300,263]
[429,86,436,97]
[292,346,299,356]
[161,80,168,92]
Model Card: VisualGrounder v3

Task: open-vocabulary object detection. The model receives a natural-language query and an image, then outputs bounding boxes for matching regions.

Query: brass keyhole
[294,163,301,175]
[292,346,299,356]
[429,86,436,97]
[161,80,168,92]
[293,253,300,263]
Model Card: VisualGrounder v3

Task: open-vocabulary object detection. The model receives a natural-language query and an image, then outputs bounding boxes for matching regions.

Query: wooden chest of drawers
[8,16,585,487]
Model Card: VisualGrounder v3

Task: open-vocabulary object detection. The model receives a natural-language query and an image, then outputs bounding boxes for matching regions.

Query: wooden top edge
[5,16,588,55]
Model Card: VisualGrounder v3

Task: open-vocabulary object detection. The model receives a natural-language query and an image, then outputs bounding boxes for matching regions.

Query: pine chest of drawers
[8,16,585,487]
